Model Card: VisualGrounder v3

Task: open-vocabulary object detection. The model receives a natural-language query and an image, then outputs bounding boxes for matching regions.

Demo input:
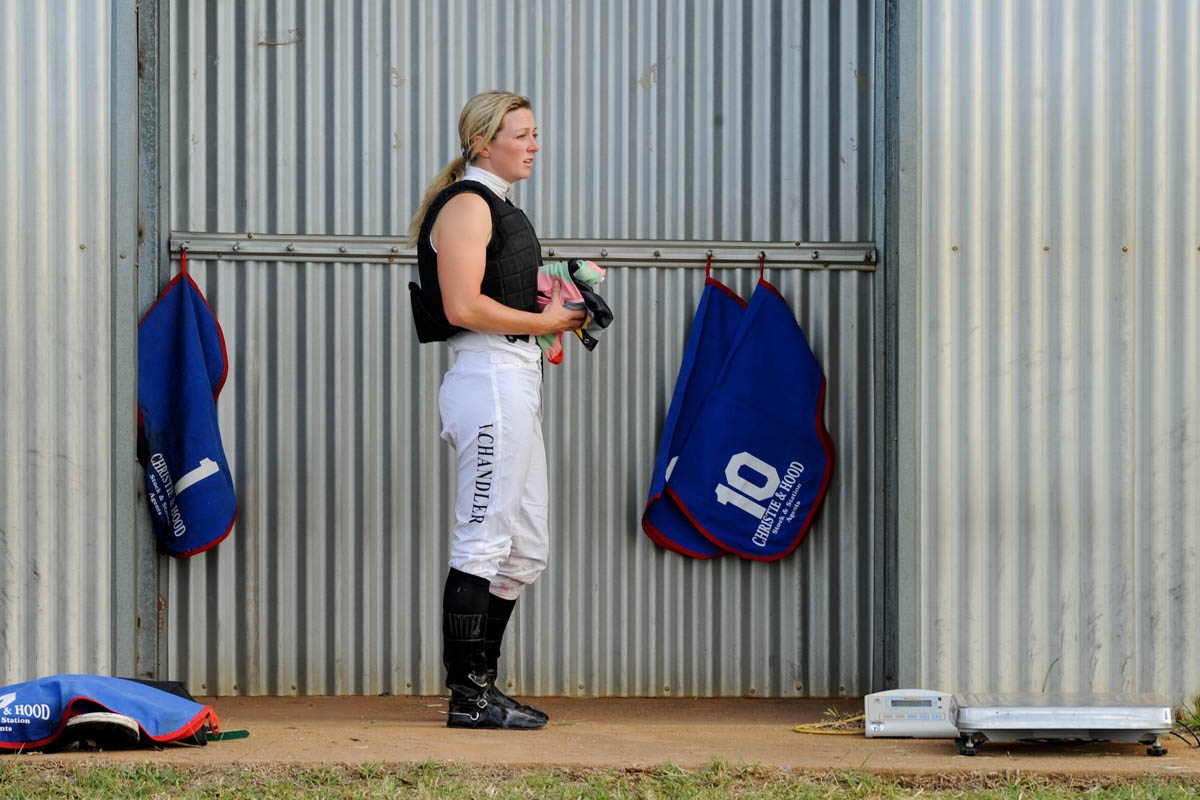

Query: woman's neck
[463,165,511,199]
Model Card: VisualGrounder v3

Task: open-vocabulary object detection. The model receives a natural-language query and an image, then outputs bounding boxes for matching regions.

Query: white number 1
[175,458,219,494]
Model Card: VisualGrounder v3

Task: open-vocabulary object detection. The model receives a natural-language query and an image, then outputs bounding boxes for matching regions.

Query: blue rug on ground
[0,674,220,751]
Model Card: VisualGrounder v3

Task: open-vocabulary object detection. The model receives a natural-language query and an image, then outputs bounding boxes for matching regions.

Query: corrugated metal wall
[0,0,141,683]
[169,0,873,243]
[899,0,1200,699]
[163,0,879,697]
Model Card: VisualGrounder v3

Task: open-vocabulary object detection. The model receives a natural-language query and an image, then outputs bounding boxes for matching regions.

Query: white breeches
[438,333,549,600]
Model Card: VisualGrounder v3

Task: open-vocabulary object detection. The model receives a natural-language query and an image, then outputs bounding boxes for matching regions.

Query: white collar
[462,165,511,200]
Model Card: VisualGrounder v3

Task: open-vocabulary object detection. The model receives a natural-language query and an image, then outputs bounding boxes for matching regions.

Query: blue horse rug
[643,269,834,561]
[642,275,747,558]
[0,675,220,751]
[137,249,238,557]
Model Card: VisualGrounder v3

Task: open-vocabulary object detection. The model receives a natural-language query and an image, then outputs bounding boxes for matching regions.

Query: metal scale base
[952,693,1174,757]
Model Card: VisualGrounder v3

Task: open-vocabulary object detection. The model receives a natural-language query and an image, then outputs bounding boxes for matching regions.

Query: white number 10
[714,452,779,519]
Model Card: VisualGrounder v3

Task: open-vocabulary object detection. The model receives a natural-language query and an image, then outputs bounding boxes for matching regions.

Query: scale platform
[952,693,1174,756]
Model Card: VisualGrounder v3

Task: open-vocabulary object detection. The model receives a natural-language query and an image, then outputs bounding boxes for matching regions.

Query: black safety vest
[408,181,542,343]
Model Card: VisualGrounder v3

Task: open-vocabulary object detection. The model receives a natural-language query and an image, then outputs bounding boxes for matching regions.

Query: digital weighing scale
[951,693,1174,756]
[864,689,958,738]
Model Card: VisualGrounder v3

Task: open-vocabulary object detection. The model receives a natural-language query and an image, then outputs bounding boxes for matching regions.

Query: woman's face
[476,108,540,183]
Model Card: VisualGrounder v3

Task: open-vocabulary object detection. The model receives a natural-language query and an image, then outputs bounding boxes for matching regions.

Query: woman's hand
[538,282,587,334]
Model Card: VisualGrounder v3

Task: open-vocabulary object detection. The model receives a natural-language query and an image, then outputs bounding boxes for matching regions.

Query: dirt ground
[10,695,1200,780]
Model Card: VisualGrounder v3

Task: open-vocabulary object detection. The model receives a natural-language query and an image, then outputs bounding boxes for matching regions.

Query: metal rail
[169,231,877,270]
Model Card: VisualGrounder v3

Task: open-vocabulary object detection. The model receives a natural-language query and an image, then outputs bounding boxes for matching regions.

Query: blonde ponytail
[406,90,533,247]
[407,156,468,246]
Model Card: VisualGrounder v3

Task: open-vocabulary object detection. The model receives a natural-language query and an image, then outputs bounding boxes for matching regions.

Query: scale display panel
[864,689,958,738]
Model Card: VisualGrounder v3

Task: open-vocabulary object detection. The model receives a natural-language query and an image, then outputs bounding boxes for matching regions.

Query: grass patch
[1178,696,1200,731]
[0,759,1197,799]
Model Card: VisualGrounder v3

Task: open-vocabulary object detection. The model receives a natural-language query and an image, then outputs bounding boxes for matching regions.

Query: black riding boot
[443,568,544,729]
[485,593,549,723]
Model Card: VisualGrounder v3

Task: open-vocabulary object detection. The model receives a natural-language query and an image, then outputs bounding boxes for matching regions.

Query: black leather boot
[484,593,549,724]
[443,569,545,730]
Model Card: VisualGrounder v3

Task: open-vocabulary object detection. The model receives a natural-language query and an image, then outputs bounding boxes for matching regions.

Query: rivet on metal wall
[339,245,347,253]
[231,242,240,251]
[287,243,295,251]
[246,232,254,239]
[952,245,959,252]
[547,248,555,257]
[1123,246,1129,252]
[600,248,608,257]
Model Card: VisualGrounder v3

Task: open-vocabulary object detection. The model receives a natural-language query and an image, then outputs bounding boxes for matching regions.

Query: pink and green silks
[535,259,610,364]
